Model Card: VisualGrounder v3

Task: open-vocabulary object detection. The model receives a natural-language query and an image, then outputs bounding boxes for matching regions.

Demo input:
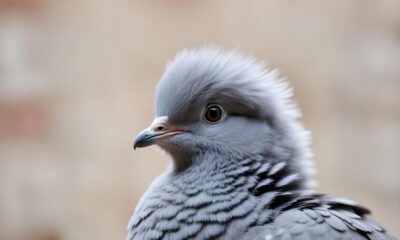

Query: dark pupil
[206,106,221,122]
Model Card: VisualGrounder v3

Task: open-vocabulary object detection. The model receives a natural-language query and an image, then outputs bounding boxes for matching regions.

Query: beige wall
[0,1,399,239]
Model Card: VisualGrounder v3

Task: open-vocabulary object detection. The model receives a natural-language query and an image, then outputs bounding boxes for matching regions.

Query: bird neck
[171,151,312,195]
[164,120,315,189]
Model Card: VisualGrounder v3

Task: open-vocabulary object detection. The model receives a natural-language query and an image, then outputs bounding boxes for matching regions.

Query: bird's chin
[158,139,196,172]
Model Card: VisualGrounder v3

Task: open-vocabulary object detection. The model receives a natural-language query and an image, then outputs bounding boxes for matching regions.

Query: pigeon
[128,48,396,240]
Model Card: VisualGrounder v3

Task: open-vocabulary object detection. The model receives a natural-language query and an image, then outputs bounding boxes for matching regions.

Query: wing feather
[240,195,396,240]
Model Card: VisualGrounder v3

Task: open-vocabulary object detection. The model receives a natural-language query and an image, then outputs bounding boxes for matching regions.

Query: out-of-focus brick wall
[0,1,399,239]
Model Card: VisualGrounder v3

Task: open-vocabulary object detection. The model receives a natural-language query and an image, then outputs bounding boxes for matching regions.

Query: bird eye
[203,104,225,125]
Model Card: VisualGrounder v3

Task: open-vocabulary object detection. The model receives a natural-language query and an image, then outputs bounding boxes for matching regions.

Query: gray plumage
[128,48,396,240]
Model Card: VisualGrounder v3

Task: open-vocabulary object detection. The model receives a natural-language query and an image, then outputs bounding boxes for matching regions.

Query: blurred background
[0,0,399,239]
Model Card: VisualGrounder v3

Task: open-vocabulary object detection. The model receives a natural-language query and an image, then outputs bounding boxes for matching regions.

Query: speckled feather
[128,48,396,240]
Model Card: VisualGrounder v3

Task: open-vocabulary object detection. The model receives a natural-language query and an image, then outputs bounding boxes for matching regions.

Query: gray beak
[133,116,186,150]
[133,128,160,149]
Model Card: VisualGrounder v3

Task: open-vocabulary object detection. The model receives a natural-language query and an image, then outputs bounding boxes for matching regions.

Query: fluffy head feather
[157,48,299,122]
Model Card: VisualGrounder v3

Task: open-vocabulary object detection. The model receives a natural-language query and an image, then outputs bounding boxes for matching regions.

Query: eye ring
[202,104,225,125]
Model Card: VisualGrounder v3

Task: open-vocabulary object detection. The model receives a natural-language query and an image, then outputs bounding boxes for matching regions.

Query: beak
[133,116,186,150]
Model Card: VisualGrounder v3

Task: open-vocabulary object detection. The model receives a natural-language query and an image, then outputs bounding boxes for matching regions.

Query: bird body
[128,48,396,240]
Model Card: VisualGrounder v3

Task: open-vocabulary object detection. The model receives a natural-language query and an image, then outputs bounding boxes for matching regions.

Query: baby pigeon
[128,48,396,240]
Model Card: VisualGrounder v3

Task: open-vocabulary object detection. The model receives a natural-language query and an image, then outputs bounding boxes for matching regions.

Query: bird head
[134,48,313,180]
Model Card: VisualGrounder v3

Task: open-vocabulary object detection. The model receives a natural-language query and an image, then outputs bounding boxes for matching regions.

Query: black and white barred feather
[128,154,395,240]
